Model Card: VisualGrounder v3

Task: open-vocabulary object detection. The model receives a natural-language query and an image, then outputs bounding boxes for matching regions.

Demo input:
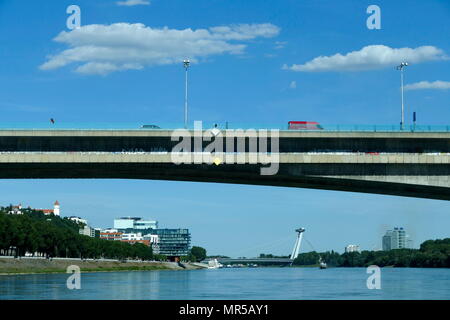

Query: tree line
[292,238,450,268]
[0,207,153,260]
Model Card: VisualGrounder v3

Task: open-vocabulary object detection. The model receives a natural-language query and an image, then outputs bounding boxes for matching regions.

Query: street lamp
[396,62,408,130]
[183,59,190,129]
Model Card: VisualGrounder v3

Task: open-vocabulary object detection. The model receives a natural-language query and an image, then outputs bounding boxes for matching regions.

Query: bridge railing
[214,123,450,132]
[0,122,449,132]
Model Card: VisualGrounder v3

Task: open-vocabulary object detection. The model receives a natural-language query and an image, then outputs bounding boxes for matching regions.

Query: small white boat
[319,257,327,269]
[207,258,223,269]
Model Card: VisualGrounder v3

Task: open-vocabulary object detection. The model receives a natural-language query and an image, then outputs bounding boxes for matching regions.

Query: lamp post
[396,62,408,130]
[183,59,190,129]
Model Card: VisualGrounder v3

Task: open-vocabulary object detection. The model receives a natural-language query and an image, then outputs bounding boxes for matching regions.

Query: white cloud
[116,0,150,6]
[274,41,287,49]
[40,22,280,75]
[289,80,296,89]
[285,45,448,72]
[209,24,279,40]
[76,62,143,75]
[404,80,450,91]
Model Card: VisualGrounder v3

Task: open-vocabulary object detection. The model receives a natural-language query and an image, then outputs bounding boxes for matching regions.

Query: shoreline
[0,257,205,275]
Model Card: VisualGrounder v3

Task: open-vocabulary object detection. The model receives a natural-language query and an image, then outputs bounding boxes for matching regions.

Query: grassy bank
[0,257,203,275]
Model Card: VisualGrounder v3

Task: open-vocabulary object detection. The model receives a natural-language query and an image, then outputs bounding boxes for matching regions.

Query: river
[0,267,449,299]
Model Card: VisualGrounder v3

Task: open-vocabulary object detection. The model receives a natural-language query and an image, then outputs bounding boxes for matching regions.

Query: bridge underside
[1,162,449,201]
[0,129,449,200]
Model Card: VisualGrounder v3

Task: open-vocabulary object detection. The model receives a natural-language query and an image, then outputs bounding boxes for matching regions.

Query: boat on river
[319,257,327,269]
[207,258,223,269]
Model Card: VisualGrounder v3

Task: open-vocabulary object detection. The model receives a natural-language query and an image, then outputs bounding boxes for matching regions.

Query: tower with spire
[53,200,60,216]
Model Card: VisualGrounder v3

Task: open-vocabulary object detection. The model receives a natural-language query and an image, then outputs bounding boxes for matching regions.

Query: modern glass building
[112,217,189,258]
[149,229,191,257]
[114,217,158,231]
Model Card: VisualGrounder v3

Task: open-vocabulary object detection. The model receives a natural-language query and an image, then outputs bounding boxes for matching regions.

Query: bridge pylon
[290,227,305,260]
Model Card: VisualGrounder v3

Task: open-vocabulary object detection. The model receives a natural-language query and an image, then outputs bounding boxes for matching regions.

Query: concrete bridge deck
[0,129,448,200]
[0,130,449,153]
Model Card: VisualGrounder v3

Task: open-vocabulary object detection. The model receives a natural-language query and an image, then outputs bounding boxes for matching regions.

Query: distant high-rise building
[382,227,413,250]
[406,237,414,249]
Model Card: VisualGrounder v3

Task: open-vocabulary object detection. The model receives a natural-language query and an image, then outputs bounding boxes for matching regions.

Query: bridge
[205,227,305,266]
[0,128,449,200]
[211,258,293,265]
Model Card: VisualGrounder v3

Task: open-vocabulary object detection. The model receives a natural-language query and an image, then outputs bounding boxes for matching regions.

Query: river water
[0,267,449,300]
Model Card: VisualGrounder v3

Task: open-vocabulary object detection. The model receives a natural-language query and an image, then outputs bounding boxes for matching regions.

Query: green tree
[0,209,155,260]
[190,246,207,262]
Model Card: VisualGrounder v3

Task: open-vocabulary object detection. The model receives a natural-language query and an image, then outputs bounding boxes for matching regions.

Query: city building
[148,229,191,257]
[93,228,102,238]
[134,219,158,230]
[121,232,144,242]
[99,230,159,247]
[406,237,414,249]
[7,201,60,216]
[71,216,98,238]
[69,216,87,225]
[8,204,23,215]
[114,217,158,231]
[382,227,413,250]
[36,200,60,216]
[143,234,159,244]
[144,234,160,253]
[79,225,96,237]
[120,232,158,246]
[103,217,189,258]
[100,228,123,241]
[345,244,360,253]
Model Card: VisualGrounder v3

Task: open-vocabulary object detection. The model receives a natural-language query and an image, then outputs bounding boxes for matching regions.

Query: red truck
[288,121,323,130]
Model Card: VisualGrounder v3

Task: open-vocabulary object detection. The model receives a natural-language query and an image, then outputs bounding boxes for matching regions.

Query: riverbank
[0,257,204,275]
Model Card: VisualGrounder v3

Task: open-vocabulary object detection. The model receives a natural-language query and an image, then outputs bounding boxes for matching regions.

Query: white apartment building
[143,234,159,244]
[69,216,88,225]
[79,225,96,237]
[382,227,413,250]
[121,232,144,241]
[345,244,360,253]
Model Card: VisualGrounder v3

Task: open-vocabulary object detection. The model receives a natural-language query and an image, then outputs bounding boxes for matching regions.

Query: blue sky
[0,0,449,256]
